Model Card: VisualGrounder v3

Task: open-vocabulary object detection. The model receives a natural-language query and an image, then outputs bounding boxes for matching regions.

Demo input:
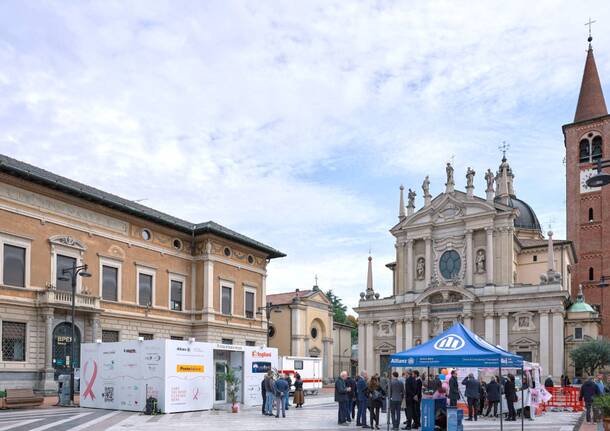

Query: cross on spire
[314,274,318,286]
[499,141,510,160]
[585,17,596,42]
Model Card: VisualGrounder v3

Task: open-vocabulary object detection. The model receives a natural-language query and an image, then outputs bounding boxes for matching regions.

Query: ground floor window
[102,330,119,343]
[139,333,154,340]
[1,321,26,361]
[245,340,255,346]
[221,338,233,345]
[171,336,184,340]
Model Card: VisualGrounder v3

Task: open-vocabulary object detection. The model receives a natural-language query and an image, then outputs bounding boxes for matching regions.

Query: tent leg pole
[499,366,503,431]
[521,365,524,431]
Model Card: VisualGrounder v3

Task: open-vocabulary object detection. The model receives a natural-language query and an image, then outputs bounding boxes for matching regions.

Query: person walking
[504,374,518,421]
[448,370,459,407]
[413,370,423,429]
[402,370,416,430]
[389,371,405,430]
[261,376,267,415]
[284,374,292,410]
[484,376,500,418]
[356,371,369,428]
[462,373,481,421]
[380,372,389,414]
[274,374,289,418]
[580,376,601,424]
[264,371,275,416]
[366,375,384,430]
[293,373,305,408]
[347,374,357,420]
[335,371,351,426]
[544,375,554,388]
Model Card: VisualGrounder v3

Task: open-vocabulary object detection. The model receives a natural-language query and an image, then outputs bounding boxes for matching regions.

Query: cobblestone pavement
[0,397,583,431]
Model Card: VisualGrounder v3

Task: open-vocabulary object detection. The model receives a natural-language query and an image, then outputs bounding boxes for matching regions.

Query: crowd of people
[261,371,305,418]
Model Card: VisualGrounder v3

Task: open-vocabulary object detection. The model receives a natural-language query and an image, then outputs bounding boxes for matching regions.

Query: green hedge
[0,390,5,398]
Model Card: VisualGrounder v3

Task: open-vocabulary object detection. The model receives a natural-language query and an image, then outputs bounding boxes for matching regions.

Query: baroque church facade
[355,38,605,379]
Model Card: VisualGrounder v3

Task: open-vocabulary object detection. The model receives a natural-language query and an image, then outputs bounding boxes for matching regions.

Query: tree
[346,315,358,344]
[326,289,347,323]
[570,339,610,376]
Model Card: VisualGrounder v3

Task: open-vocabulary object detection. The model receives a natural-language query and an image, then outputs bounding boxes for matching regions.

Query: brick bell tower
[564,32,610,334]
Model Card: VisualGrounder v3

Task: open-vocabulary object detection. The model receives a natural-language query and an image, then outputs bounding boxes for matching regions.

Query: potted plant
[593,394,610,430]
[0,390,5,409]
[219,364,241,413]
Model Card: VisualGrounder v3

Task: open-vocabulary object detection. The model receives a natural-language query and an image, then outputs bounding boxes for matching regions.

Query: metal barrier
[541,387,584,412]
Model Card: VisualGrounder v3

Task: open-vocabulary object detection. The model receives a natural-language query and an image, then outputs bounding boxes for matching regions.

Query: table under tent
[389,323,525,431]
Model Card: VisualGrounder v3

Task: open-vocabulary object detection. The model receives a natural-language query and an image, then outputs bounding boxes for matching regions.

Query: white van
[278,356,323,395]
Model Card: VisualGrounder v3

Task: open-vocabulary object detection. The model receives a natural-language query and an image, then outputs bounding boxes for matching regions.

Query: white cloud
[0,0,608,311]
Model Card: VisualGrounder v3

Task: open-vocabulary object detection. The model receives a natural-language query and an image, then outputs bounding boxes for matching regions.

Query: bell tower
[564,28,610,334]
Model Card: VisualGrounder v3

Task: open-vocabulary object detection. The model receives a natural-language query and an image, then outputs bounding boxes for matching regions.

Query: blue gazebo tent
[389,322,524,431]
[390,322,523,368]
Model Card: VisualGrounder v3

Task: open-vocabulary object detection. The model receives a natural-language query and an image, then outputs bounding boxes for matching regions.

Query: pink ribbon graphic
[82,360,98,400]
[193,388,199,400]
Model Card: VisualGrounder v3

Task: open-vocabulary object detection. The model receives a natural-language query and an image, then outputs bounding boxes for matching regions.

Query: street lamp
[58,263,91,405]
[586,159,610,188]
[256,302,273,346]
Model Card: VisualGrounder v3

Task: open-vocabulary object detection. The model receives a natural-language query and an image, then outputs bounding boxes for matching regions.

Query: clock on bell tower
[564,34,610,334]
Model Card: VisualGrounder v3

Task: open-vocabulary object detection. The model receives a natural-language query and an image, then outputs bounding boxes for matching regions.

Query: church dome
[495,196,542,231]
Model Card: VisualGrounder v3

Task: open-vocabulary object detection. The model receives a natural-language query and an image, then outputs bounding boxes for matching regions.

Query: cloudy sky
[1,1,609,310]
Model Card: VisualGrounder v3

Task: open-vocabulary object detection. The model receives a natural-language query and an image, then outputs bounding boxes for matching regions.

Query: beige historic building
[333,321,354,377]
[267,287,334,379]
[355,157,599,380]
[0,154,284,392]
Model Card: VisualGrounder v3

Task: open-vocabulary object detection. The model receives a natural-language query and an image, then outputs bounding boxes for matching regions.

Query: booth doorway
[52,322,81,379]
[215,360,228,402]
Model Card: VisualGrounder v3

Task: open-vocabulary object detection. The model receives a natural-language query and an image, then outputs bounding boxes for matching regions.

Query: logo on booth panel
[433,335,465,351]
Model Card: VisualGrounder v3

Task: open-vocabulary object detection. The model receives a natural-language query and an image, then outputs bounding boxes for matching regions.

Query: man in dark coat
[504,374,517,421]
[346,374,356,421]
[389,371,405,430]
[580,377,601,423]
[413,370,423,429]
[335,371,351,425]
[261,377,267,415]
[448,370,460,407]
[402,370,416,430]
[356,371,369,427]
[484,377,501,417]
[462,373,481,421]
[544,376,554,388]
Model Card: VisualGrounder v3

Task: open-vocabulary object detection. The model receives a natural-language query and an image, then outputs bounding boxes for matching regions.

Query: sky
[1,1,609,312]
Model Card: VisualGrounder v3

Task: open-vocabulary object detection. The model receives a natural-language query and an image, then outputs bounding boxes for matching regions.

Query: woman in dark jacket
[365,376,385,430]
[478,377,487,416]
[485,376,501,417]
[504,374,517,421]
[293,373,305,408]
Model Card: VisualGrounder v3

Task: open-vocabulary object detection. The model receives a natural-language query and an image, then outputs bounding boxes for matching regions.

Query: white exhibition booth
[80,340,278,413]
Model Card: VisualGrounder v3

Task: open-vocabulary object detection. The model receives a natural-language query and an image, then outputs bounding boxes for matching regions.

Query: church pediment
[509,336,538,348]
[375,341,395,353]
[306,291,332,306]
[414,285,477,305]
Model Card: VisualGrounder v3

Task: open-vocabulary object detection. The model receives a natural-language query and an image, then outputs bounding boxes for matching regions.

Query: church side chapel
[355,156,599,380]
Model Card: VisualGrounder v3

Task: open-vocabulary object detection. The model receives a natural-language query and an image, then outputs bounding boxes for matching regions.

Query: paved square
[0,396,583,431]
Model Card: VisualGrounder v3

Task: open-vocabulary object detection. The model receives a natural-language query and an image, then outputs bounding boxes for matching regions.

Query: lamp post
[58,262,91,405]
[585,158,610,188]
[256,302,273,346]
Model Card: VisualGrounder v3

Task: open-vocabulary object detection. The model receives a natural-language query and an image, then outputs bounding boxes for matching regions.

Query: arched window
[589,208,594,222]
[589,267,595,281]
[580,139,591,162]
[592,136,603,161]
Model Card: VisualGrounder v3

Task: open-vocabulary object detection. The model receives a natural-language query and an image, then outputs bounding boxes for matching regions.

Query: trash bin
[447,406,463,431]
[58,374,71,406]
[421,398,436,431]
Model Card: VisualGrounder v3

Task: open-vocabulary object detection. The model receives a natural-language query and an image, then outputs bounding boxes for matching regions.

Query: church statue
[407,188,416,207]
[445,163,454,187]
[485,168,494,192]
[475,249,486,273]
[422,175,430,196]
[416,257,425,280]
[466,167,475,188]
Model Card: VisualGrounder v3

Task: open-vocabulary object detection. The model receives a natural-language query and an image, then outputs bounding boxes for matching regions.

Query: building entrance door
[215,360,228,402]
[52,322,81,380]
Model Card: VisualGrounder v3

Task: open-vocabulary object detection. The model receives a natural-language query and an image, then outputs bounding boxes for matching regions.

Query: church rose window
[439,250,461,279]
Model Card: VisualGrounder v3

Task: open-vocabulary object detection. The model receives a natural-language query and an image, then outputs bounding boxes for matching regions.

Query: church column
[484,311,495,345]
[323,338,333,380]
[358,320,365,373]
[499,312,509,350]
[406,240,413,292]
[539,311,550,376]
[396,241,406,295]
[366,321,375,374]
[465,230,473,286]
[485,227,494,285]
[395,319,403,353]
[552,310,565,378]
[404,318,413,349]
[424,237,432,286]
[463,303,473,329]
